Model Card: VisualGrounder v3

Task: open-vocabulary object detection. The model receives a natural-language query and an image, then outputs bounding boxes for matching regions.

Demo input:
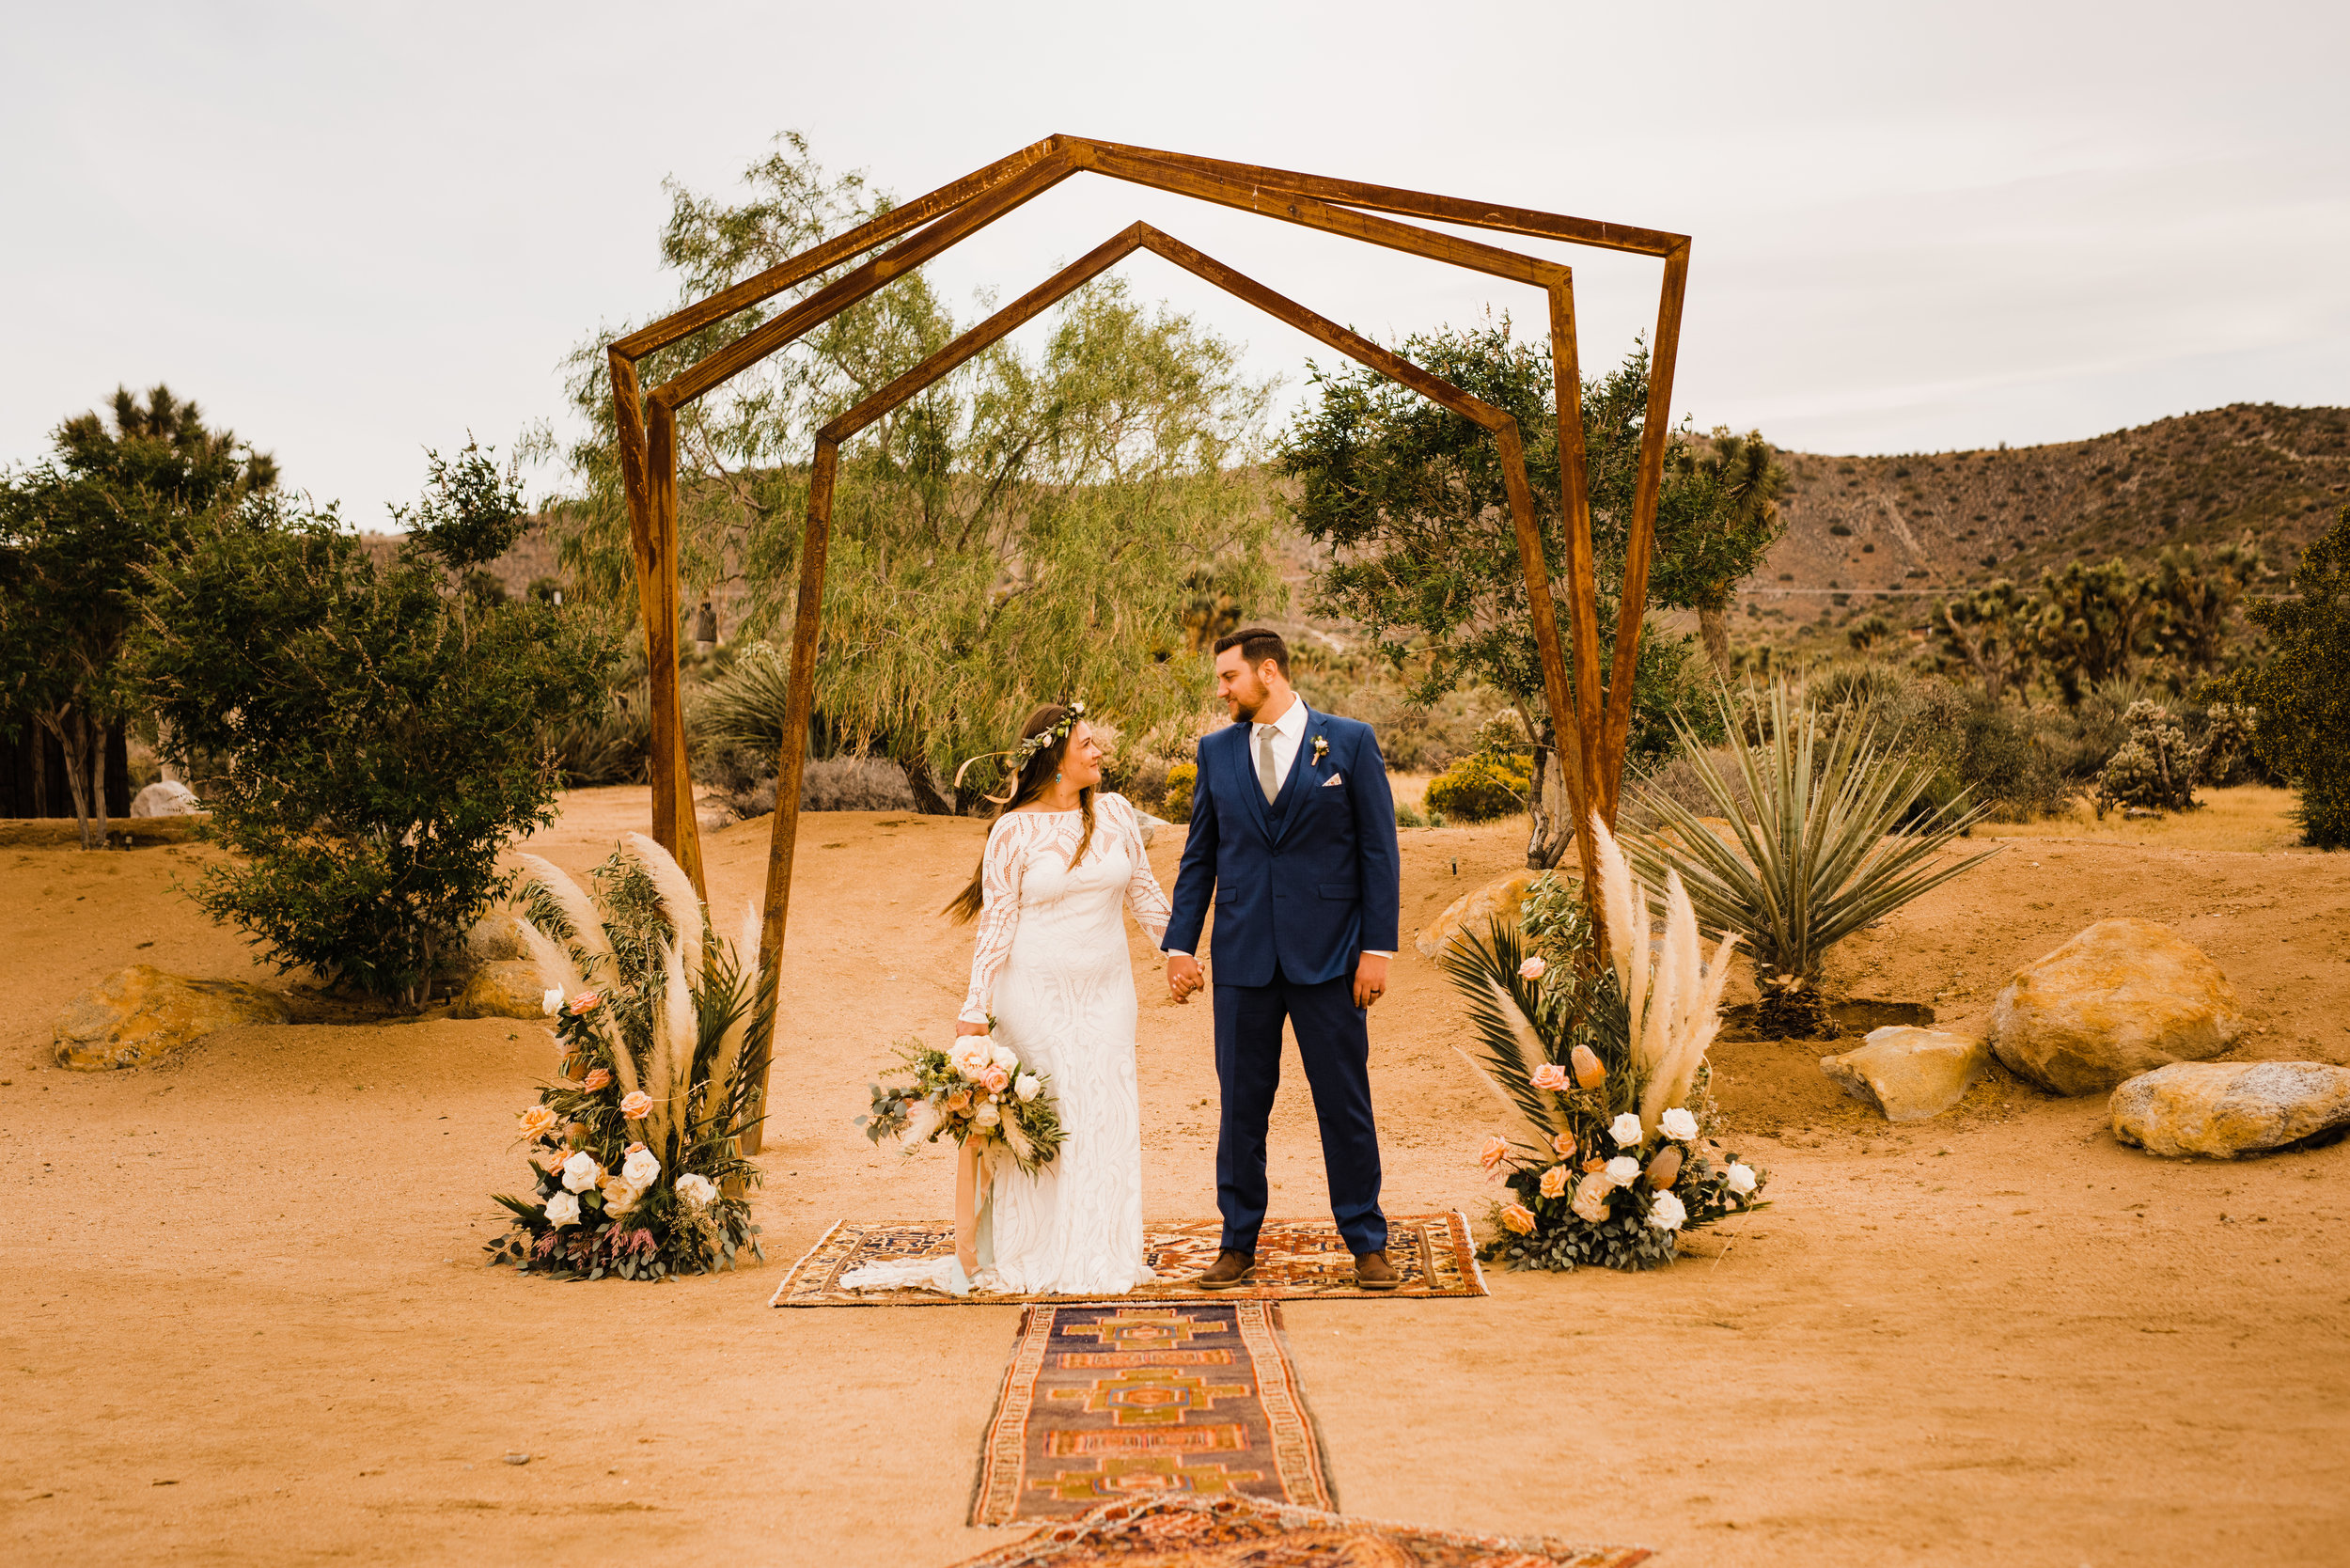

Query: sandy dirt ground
[5,788,2348,1566]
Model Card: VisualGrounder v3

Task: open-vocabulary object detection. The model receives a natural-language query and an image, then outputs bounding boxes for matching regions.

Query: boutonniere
[1310,735,1329,766]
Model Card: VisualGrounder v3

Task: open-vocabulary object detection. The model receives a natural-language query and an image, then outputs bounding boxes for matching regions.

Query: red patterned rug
[971,1302,1330,1527]
[952,1495,1651,1567]
[770,1213,1487,1307]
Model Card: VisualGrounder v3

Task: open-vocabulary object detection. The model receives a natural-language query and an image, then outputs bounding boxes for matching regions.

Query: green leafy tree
[542,134,1279,808]
[2221,507,2350,847]
[1277,327,1774,867]
[0,385,274,846]
[136,447,617,1007]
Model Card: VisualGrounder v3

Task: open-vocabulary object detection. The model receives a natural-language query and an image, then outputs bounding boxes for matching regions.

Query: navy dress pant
[1213,964,1387,1256]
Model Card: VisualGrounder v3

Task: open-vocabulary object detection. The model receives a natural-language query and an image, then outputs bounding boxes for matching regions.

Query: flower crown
[1011,700,1086,767]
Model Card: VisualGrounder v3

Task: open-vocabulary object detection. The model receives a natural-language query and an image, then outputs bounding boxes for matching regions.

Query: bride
[839,701,1171,1296]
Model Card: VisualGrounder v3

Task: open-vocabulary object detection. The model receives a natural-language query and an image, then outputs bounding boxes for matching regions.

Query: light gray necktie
[1255,724,1280,804]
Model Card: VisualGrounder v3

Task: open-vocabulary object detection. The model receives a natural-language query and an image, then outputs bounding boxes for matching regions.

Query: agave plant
[1628,682,1998,1035]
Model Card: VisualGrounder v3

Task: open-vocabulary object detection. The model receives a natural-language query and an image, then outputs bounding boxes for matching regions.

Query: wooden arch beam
[734,221,1566,1150]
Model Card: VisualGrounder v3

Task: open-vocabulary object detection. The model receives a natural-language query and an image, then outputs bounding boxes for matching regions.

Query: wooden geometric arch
[604,135,1690,1150]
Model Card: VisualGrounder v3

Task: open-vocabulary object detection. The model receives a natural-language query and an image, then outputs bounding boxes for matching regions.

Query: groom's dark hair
[1215,626,1289,678]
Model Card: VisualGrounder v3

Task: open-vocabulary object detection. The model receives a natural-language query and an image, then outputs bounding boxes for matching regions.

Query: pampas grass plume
[514,855,616,979]
[622,832,706,980]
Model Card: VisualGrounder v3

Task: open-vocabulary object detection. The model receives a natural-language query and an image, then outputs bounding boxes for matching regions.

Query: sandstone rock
[1820,1027,1991,1121]
[1415,870,1538,959]
[463,910,532,964]
[451,960,555,1021]
[1989,919,2242,1096]
[53,965,290,1070]
[2111,1060,2350,1158]
[1136,811,1168,849]
[131,780,200,817]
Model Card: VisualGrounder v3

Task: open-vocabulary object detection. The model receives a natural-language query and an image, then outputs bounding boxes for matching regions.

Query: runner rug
[770,1213,1486,1308]
[952,1495,1652,1567]
[969,1301,1331,1528]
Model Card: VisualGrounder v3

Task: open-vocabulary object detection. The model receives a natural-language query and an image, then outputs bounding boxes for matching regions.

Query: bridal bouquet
[1444,814,1770,1273]
[482,834,765,1282]
[857,1033,1066,1175]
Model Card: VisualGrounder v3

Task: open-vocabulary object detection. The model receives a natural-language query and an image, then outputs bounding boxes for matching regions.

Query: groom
[1163,628,1403,1291]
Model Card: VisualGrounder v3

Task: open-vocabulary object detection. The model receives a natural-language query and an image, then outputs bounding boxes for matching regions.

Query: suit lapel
[1231,722,1274,844]
[1268,708,1326,847]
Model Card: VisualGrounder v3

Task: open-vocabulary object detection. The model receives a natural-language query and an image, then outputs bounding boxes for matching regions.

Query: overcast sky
[6,0,2344,524]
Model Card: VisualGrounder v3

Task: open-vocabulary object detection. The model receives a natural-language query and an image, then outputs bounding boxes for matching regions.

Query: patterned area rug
[770,1213,1487,1308]
[952,1495,1652,1567]
[971,1302,1330,1527]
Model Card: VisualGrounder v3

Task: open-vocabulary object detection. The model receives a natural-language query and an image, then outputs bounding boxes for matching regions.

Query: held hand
[1167,953,1204,1005]
[1352,953,1390,1011]
[954,1019,989,1038]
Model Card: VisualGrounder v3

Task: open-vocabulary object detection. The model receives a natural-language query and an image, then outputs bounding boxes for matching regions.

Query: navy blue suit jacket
[1161,706,1402,989]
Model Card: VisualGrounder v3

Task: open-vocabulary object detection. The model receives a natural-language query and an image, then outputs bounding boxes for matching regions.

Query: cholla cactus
[2094,699,2250,816]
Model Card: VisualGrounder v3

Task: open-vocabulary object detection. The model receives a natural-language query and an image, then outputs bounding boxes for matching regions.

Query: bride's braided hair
[944,703,1097,925]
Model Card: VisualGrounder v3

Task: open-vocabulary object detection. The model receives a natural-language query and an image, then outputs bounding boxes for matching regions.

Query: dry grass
[1971,784,2314,855]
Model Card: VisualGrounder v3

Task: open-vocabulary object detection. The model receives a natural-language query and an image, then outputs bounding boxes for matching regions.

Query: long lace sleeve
[959,817,1027,1024]
[1112,795,1171,945]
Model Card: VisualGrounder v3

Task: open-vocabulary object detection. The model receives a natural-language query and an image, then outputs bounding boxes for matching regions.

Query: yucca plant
[1629,682,1998,1036]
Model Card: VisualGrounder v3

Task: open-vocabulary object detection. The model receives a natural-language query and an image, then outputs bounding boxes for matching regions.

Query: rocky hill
[1740,402,2350,645]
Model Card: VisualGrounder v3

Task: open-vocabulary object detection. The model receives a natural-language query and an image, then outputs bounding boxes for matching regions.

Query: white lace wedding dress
[838,792,1170,1297]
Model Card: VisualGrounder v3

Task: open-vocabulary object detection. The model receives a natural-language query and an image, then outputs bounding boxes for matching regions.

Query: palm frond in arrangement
[1628,682,1998,1031]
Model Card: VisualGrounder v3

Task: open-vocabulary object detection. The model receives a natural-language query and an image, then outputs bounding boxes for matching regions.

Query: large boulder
[2111,1061,2350,1158]
[1989,919,2243,1095]
[130,780,200,817]
[462,910,533,965]
[1415,870,1538,960]
[451,960,555,1021]
[1821,1027,1991,1121]
[53,965,290,1070]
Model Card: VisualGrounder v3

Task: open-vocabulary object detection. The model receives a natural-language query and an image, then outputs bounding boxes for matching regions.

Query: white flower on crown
[1648,1191,1688,1231]
[675,1173,718,1207]
[620,1148,661,1187]
[1608,1113,1644,1149]
[1604,1155,1641,1188]
[544,1190,581,1228]
[1660,1107,1700,1142]
[1727,1162,1758,1197]
[1013,1073,1041,1103]
[561,1152,601,1193]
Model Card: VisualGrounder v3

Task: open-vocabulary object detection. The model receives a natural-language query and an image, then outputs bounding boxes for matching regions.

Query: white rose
[544,1190,581,1228]
[989,1043,1018,1070]
[1660,1107,1700,1142]
[621,1148,661,1187]
[541,986,565,1016]
[1608,1113,1644,1149]
[1013,1073,1041,1103]
[1571,1173,1612,1223]
[1727,1162,1758,1197]
[599,1176,639,1215]
[972,1103,1002,1128]
[1648,1190,1688,1231]
[675,1173,718,1207]
[1604,1155,1640,1187]
[950,1041,995,1080]
[561,1152,602,1193]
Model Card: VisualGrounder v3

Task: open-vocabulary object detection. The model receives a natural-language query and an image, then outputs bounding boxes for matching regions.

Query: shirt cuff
[1164,949,1192,959]
[957,1007,990,1026]
[1362,950,1394,959]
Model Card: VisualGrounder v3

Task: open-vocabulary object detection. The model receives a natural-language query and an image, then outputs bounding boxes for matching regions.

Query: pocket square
[1322,772,1345,787]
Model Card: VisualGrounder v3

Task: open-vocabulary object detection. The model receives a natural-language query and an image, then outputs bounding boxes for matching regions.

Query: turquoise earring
[1056,770,1063,781]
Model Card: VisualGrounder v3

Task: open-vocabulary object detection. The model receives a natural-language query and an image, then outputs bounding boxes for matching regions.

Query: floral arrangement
[483,834,765,1282]
[857,1032,1066,1174]
[1442,813,1770,1272]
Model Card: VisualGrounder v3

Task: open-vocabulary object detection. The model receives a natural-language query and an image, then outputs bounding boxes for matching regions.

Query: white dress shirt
[1169,696,1392,962]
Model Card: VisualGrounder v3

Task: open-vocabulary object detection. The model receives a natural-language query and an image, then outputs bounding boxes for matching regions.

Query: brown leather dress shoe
[1353,1250,1402,1291]
[1197,1248,1257,1289]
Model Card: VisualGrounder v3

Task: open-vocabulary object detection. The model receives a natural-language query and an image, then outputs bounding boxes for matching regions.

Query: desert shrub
[2218,507,2350,847]
[799,756,918,813]
[137,450,614,1006]
[1395,800,1426,828]
[556,696,650,787]
[1629,744,1754,824]
[694,738,776,818]
[1425,753,1530,823]
[1162,761,1198,824]
[2092,699,2254,817]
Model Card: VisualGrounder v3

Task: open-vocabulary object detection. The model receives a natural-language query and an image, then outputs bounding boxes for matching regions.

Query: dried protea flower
[1571,1044,1606,1090]
[1647,1145,1684,1189]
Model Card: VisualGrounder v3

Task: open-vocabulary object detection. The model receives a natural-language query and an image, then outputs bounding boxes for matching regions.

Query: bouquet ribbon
[953,1135,986,1279]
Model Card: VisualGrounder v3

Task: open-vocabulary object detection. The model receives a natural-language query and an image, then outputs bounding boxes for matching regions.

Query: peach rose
[1538,1164,1569,1200]
[1550,1131,1576,1158]
[1530,1063,1569,1092]
[1582,1158,1605,1175]
[583,1068,613,1092]
[1571,1173,1612,1224]
[568,990,602,1015]
[1518,955,1547,980]
[946,1091,972,1115]
[619,1090,653,1121]
[1478,1135,1511,1173]
[980,1065,1012,1095]
[518,1105,557,1137]
[1499,1202,1536,1235]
